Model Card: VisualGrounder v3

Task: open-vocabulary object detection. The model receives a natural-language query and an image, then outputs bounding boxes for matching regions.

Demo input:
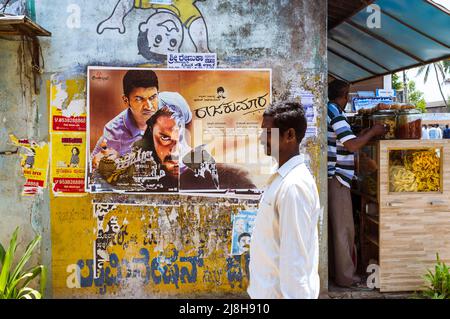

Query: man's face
[235,219,245,234]
[239,235,251,252]
[126,87,159,125]
[260,116,282,158]
[153,114,180,178]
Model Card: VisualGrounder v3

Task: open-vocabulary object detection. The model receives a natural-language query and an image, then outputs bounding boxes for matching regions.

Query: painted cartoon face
[138,12,183,58]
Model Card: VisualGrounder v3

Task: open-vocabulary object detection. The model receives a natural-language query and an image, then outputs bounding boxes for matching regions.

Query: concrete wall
[0,0,328,298]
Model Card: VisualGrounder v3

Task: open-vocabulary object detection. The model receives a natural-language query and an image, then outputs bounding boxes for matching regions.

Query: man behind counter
[327,80,385,288]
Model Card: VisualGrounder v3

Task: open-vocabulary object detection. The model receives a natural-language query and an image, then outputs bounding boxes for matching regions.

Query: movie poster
[50,132,86,196]
[87,67,273,194]
[9,134,50,196]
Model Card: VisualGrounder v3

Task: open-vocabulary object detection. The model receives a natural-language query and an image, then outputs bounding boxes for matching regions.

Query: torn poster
[50,78,87,132]
[9,134,50,196]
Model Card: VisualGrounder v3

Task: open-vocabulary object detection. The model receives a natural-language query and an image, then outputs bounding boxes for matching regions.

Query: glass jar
[370,110,397,139]
[395,109,422,139]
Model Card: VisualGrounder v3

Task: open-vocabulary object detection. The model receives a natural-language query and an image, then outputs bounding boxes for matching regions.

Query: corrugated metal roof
[328,0,450,83]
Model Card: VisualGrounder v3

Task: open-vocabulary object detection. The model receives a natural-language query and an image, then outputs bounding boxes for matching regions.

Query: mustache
[163,154,179,163]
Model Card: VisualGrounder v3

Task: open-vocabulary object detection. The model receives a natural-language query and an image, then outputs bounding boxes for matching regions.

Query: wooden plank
[0,15,50,37]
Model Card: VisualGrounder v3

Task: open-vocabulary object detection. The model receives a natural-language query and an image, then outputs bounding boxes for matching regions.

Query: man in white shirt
[428,124,439,139]
[437,125,443,139]
[248,101,321,299]
[422,125,429,140]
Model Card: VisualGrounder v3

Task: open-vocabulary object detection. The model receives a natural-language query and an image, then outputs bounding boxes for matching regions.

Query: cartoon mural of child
[97,0,210,59]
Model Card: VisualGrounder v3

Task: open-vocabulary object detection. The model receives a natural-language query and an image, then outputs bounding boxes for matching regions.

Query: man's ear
[122,95,129,105]
[286,128,297,142]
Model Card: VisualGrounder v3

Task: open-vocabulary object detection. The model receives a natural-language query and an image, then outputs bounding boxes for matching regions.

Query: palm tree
[416,60,450,109]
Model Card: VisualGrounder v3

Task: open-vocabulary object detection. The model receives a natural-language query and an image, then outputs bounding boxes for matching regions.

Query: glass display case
[388,148,442,193]
[357,143,378,198]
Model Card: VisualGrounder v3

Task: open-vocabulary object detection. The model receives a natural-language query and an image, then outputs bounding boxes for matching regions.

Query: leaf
[39,265,47,297]
[0,227,19,293]
[0,242,5,266]
[10,234,41,285]
[17,287,41,299]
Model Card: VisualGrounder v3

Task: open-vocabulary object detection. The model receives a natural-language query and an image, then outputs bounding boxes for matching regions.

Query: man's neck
[330,100,345,111]
[278,151,300,168]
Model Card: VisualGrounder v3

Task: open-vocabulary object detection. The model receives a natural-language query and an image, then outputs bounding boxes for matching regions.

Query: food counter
[355,139,450,292]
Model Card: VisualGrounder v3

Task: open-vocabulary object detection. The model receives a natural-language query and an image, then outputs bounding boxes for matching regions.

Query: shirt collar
[277,154,304,178]
[328,101,345,114]
[123,108,143,138]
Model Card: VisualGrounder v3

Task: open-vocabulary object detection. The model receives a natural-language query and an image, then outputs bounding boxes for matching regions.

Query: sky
[403,64,450,104]
[430,0,450,10]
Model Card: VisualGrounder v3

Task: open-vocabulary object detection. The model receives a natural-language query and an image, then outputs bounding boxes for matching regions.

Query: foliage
[415,98,427,113]
[0,227,46,299]
[392,73,403,90]
[407,80,424,106]
[420,253,450,299]
[417,60,450,109]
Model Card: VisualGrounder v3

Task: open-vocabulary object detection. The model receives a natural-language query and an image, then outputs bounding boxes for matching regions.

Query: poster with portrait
[86,67,273,194]
[50,132,86,196]
[230,210,257,256]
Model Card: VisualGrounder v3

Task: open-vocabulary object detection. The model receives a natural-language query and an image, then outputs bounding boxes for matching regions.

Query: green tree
[392,73,403,90]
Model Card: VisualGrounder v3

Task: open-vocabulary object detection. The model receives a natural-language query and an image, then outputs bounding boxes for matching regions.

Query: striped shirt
[327,102,356,188]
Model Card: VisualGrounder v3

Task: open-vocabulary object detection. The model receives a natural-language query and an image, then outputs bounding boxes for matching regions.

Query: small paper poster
[50,132,86,196]
[50,78,87,132]
[167,53,217,69]
[9,135,50,196]
[231,210,257,255]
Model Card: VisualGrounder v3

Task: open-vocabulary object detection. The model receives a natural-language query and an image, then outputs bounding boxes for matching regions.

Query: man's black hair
[328,79,350,100]
[123,69,159,97]
[217,87,225,93]
[238,232,251,242]
[446,125,449,129]
[263,101,307,144]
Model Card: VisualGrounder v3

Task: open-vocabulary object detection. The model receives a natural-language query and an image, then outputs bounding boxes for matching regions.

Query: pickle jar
[370,110,397,139]
[395,109,422,139]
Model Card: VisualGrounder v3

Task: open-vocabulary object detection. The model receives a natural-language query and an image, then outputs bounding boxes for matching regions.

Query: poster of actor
[86,67,272,194]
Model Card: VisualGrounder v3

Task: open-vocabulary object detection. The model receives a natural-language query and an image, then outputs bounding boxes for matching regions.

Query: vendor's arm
[343,124,385,152]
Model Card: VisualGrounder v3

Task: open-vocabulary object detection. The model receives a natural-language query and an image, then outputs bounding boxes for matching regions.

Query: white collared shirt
[248,155,321,299]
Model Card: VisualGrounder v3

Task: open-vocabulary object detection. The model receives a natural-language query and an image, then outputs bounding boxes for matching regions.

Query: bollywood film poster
[50,132,86,196]
[87,67,273,194]
[9,134,50,196]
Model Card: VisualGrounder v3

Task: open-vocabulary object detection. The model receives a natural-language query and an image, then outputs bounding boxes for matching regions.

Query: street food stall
[350,103,450,292]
